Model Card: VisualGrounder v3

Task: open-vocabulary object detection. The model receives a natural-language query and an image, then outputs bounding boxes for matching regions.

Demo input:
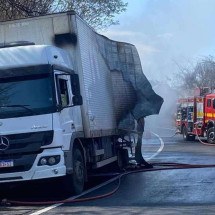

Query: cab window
[207,99,211,107]
[213,99,215,109]
[59,78,69,107]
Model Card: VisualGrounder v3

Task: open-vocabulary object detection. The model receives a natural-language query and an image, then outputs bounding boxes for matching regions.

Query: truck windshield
[0,73,56,118]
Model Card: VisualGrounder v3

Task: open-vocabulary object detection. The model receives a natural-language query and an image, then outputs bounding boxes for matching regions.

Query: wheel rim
[209,131,215,142]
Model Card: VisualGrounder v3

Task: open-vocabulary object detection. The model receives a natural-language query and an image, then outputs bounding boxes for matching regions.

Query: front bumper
[0,148,66,183]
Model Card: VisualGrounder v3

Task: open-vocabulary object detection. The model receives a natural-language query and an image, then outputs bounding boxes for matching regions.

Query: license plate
[0,160,14,168]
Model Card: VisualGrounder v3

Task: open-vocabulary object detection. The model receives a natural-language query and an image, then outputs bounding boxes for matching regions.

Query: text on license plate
[0,160,14,168]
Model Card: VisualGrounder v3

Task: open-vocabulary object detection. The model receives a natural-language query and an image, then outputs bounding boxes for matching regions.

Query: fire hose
[194,122,215,146]
[2,162,215,206]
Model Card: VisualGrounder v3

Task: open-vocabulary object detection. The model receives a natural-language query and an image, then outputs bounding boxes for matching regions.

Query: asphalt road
[1,127,215,215]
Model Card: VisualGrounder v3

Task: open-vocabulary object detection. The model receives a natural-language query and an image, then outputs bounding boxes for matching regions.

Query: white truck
[0,11,163,194]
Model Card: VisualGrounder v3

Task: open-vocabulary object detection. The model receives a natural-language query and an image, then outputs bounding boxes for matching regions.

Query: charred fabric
[97,35,164,128]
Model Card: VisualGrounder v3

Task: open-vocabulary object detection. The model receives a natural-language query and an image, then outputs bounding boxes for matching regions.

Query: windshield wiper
[0,105,37,114]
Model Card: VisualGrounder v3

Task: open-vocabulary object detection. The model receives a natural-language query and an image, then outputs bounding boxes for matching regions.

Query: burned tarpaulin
[96,35,164,130]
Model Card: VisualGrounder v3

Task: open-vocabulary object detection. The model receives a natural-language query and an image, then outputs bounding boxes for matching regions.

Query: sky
[104,0,215,83]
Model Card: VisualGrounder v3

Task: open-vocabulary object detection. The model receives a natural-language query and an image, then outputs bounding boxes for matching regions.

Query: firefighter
[135,117,153,168]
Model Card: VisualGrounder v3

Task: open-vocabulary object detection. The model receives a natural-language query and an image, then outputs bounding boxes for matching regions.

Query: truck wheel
[183,127,195,141]
[183,126,189,141]
[207,128,215,144]
[189,135,195,141]
[64,147,85,195]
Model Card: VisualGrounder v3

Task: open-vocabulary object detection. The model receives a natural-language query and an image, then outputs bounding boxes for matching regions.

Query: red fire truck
[176,92,215,143]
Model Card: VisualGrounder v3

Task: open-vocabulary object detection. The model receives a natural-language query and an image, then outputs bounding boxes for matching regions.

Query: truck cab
[204,94,215,143]
[0,44,83,190]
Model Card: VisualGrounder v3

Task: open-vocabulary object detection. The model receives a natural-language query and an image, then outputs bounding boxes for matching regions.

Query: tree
[65,0,128,30]
[0,0,127,30]
[0,0,56,20]
[175,56,215,95]
[194,56,215,90]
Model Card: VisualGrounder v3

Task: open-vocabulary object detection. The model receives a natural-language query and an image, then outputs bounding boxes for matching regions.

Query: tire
[189,135,195,141]
[207,127,215,144]
[183,126,195,141]
[183,126,189,141]
[64,147,85,195]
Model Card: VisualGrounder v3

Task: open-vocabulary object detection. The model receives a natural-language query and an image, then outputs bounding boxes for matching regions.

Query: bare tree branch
[174,56,215,95]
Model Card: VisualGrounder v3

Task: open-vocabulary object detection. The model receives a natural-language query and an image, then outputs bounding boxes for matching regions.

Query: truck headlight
[40,158,47,165]
[38,155,60,166]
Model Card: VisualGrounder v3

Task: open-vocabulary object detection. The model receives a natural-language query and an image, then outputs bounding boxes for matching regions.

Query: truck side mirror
[71,74,81,96]
[71,74,83,106]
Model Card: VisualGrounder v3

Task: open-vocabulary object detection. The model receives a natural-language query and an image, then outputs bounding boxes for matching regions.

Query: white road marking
[145,132,165,161]
[29,175,121,215]
[163,142,178,144]
[29,204,62,215]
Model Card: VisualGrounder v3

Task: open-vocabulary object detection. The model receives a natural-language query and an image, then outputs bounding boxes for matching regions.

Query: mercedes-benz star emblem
[0,136,10,151]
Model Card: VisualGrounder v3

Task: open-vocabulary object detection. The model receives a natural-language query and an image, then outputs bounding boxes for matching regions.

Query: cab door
[56,73,74,150]
[204,95,215,123]
[54,71,82,151]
